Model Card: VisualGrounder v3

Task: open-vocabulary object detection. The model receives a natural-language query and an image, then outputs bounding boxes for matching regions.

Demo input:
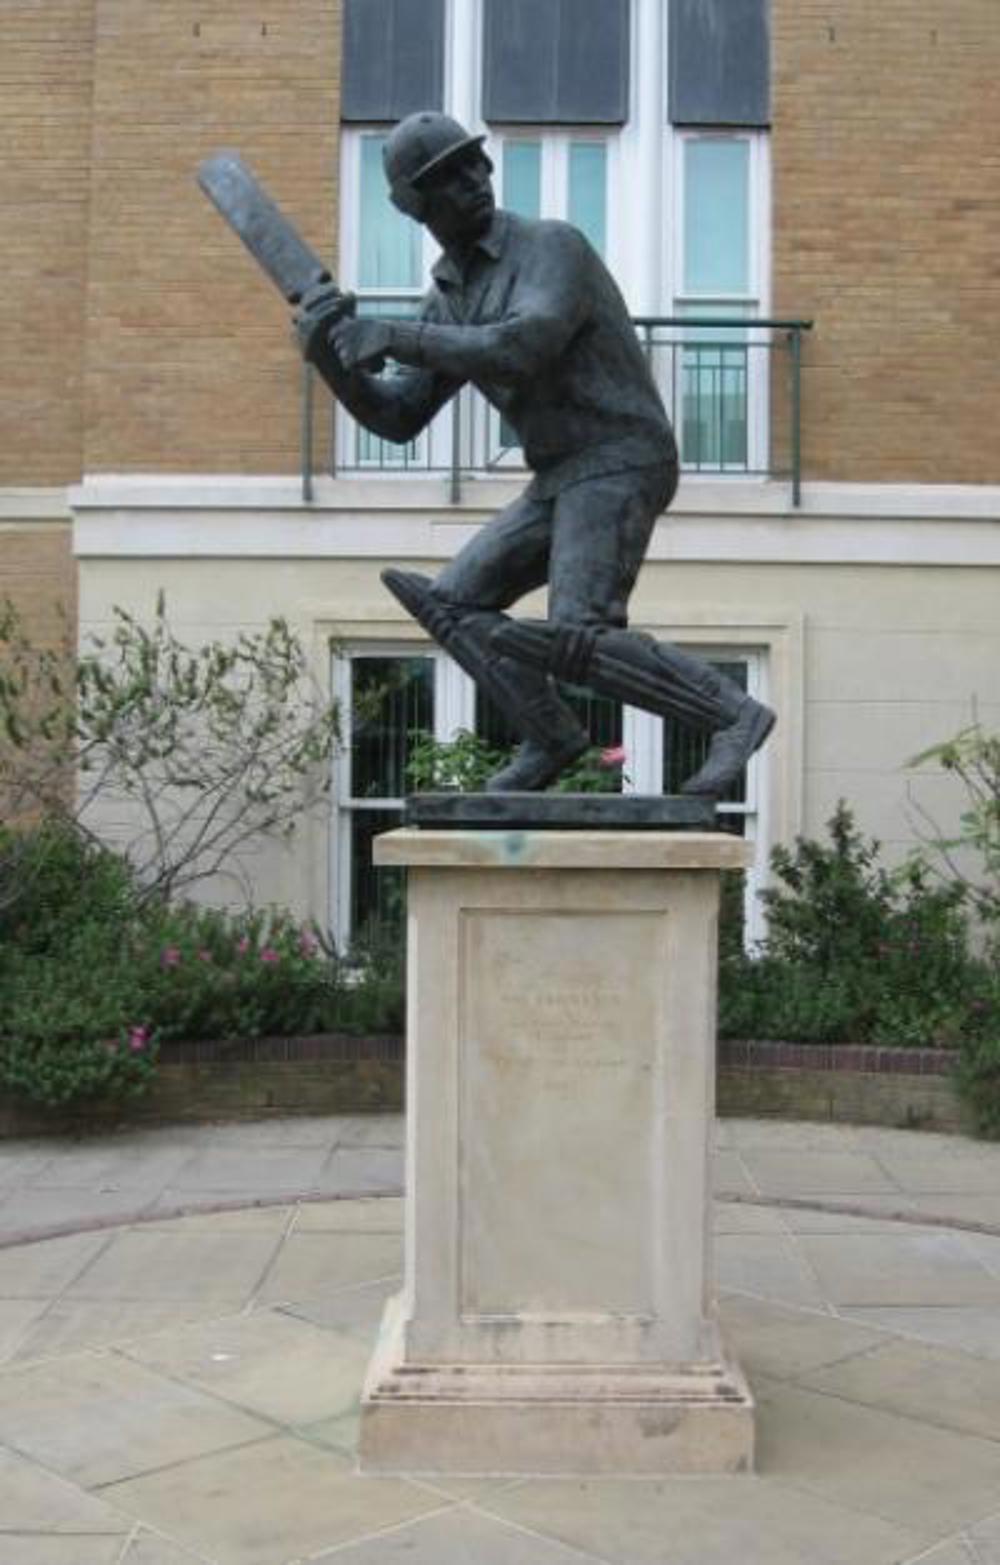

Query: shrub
[719,802,991,1050]
[405,727,627,793]
[0,824,403,1110]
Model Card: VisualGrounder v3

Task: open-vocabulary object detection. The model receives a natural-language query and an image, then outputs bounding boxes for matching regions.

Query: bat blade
[197,151,333,305]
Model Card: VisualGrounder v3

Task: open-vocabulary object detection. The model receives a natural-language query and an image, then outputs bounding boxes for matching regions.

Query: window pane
[683,139,750,296]
[568,142,606,256]
[503,141,541,219]
[342,0,445,122]
[668,0,770,129]
[350,657,434,799]
[678,306,749,470]
[350,808,406,944]
[663,660,748,803]
[359,136,421,289]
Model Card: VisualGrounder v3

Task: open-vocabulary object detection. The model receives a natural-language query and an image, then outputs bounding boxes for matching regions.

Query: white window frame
[331,641,768,951]
[665,128,772,477]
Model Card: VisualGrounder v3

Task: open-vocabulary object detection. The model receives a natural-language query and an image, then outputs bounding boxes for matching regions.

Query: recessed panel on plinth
[460,908,663,1318]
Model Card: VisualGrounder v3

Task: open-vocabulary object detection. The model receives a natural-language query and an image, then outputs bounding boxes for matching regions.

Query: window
[342,0,445,122]
[334,0,774,480]
[333,644,767,949]
[669,130,769,473]
[668,0,770,129]
[498,134,608,257]
[482,0,630,125]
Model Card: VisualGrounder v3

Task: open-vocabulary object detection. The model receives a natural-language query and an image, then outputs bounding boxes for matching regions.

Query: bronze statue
[294,112,775,795]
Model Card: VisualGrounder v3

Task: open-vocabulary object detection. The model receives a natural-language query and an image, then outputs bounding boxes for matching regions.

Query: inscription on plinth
[459,909,664,1318]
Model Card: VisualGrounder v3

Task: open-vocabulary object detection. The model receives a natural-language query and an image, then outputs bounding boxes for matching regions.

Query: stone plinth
[360,829,754,1475]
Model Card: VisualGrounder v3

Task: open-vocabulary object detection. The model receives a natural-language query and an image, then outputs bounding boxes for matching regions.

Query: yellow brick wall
[0,3,95,485]
[772,0,1000,483]
[84,1,342,474]
[0,526,76,646]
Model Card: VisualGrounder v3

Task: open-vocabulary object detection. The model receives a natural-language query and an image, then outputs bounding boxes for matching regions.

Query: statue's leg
[493,465,775,796]
[381,487,589,791]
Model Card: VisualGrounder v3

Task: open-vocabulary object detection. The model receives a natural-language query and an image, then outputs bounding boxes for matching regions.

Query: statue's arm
[384,225,589,383]
[297,289,460,443]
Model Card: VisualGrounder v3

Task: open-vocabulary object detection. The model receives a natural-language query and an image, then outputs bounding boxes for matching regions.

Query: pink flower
[260,946,280,964]
[236,936,251,956]
[599,745,627,767]
[298,929,320,958]
[160,946,182,969]
[128,1025,149,1053]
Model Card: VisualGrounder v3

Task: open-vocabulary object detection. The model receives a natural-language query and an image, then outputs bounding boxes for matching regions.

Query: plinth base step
[360,1297,755,1476]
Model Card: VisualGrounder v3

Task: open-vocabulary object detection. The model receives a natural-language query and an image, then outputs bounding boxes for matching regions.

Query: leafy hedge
[0,823,402,1109]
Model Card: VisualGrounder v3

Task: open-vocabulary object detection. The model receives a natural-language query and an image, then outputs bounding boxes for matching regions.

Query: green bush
[0,824,403,1110]
[719,802,993,1050]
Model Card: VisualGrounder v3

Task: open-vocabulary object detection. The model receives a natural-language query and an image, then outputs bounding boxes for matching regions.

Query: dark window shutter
[483,0,630,125]
[342,0,445,122]
[669,0,770,127]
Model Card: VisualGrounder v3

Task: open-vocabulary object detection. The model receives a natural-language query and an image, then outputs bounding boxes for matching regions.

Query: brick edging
[157,1033,956,1078]
[718,1041,956,1077]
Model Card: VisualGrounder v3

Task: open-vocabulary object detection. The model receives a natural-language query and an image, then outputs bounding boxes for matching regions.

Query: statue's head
[384,112,494,245]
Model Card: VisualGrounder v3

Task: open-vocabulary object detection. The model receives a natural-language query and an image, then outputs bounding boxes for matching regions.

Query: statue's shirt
[398,211,677,498]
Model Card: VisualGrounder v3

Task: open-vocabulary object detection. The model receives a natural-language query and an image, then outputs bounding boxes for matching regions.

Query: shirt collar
[431,210,509,290]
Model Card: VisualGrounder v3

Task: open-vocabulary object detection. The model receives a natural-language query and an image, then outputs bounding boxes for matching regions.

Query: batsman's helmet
[383,111,489,219]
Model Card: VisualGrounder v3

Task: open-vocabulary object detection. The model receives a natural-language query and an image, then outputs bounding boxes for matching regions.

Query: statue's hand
[293,285,356,362]
[328,317,394,373]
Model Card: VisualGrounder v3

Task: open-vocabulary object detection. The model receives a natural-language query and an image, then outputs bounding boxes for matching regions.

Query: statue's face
[418,151,495,250]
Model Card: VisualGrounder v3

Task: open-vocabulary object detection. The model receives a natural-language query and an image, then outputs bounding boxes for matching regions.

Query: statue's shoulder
[501,210,592,260]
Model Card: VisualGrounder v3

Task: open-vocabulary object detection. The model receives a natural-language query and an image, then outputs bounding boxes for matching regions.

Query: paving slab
[278,1275,402,1339]
[62,1228,283,1306]
[754,1379,1000,1539]
[317,1504,615,1563]
[317,1148,405,1196]
[878,1156,1000,1195]
[159,1146,331,1197]
[331,1115,406,1149]
[715,1233,830,1307]
[479,1474,925,1565]
[253,1230,403,1305]
[797,1337,1000,1442]
[103,1434,446,1565]
[0,1233,111,1297]
[124,1308,372,1428]
[13,1299,243,1366]
[838,1305,1000,1362]
[120,1532,213,1564]
[0,1351,272,1488]
[0,1537,127,1564]
[293,1196,404,1232]
[738,1150,902,1197]
[0,1299,49,1362]
[0,1442,133,1534]
[713,1150,759,1196]
[0,1187,161,1240]
[713,1199,789,1235]
[718,1292,887,1380]
[797,1232,1000,1307]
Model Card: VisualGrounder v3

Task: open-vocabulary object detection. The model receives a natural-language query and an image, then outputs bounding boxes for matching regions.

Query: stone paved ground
[0,1115,999,1563]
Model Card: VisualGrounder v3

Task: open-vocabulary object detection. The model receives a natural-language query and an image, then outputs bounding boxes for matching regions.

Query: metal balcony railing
[301,313,813,507]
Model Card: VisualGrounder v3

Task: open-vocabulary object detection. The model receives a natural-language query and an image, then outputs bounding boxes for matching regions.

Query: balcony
[301,314,812,507]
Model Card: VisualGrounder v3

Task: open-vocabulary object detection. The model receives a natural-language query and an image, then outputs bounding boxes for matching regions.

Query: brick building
[3,0,999,941]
